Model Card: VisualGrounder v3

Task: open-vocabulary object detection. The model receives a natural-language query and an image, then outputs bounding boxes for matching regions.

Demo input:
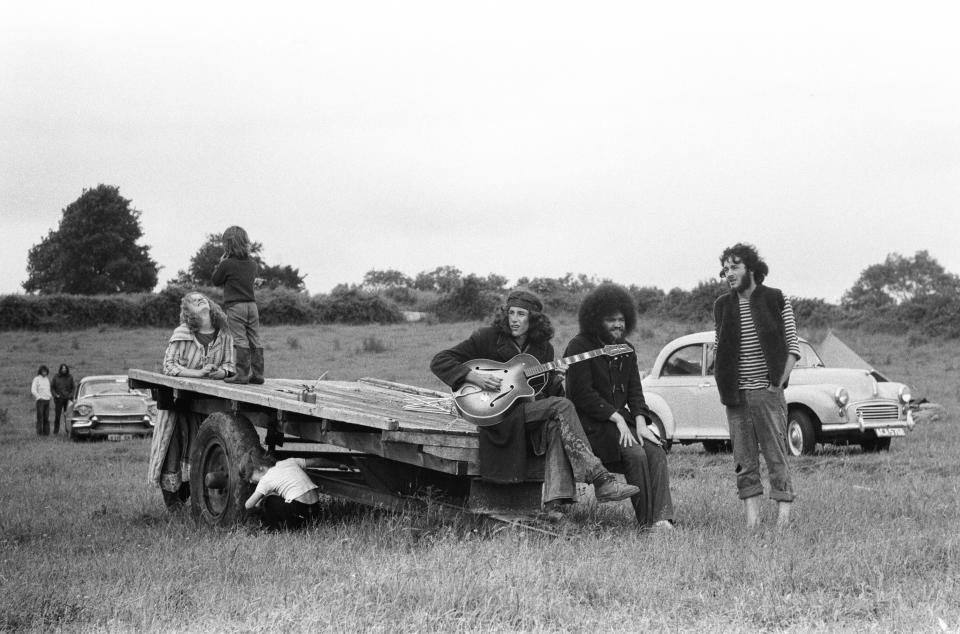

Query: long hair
[578,283,637,341]
[179,292,229,332]
[491,305,555,346]
[222,226,251,259]
[719,242,768,285]
[239,449,276,482]
[58,364,69,375]
[37,365,49,376]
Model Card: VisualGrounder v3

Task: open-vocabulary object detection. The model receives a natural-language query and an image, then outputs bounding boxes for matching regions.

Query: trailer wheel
[189,412,261,527]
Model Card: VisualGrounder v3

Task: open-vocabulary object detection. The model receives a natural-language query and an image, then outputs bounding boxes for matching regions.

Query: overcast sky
[2,1,958,303]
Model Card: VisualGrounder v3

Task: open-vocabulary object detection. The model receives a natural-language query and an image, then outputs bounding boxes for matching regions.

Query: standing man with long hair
[51,363,75,436]
[213,226,264,385]
[714,243,800,529]
[31,365,52,436]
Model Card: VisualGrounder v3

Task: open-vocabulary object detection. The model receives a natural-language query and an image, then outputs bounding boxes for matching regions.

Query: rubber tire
[861,437,892,453]
[786,410,816,457]
[702,440,730,454]
[649,413,671,452]
[189,412,262,527]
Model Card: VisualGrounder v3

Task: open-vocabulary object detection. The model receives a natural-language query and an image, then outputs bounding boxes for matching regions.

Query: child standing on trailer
[240,450,321,529]
[212,226,264,385]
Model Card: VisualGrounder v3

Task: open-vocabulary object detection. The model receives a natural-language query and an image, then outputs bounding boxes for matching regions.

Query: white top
[254,458,318,503]
[31,375,52,401]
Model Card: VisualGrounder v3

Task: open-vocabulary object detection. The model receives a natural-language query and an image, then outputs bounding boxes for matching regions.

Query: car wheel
[189,412,262,527]
[649,413,671,452]
[860,436,892,453]
[702,440,730,454]
[786,410,816,457]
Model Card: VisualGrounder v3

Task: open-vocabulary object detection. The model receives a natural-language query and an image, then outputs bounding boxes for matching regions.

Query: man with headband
[431,288,640,522]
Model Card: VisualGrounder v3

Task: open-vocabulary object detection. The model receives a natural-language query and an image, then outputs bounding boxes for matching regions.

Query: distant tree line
[8,185,960,337]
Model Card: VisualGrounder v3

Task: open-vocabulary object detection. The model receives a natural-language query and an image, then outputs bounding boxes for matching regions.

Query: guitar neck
[524,348,613,378]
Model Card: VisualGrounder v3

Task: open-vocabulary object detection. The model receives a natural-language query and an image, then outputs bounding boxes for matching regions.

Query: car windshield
[78,380,135,398]
[794,342,825,369]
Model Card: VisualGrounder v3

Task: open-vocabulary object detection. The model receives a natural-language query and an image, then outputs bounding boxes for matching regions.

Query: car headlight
[75,404,93,416]
[898,386,912,405]
[834,387,850,408]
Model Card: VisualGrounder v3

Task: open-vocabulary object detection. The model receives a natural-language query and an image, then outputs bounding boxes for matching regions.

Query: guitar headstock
[602,343,633,357]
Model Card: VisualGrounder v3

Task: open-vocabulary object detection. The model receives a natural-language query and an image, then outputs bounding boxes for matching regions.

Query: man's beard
[602,328,625,343]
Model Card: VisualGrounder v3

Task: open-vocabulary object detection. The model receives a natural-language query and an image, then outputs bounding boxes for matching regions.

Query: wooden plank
[128,369,401,431]
[358,377,451,399]
[317,430,470,476]
[381,430,478,448]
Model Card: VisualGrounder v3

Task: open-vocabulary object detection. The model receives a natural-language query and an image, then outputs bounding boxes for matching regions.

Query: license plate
[875,428,905,437]
[107,434,133,441]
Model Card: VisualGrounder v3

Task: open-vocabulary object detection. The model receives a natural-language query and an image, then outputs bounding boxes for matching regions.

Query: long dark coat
[563,333,653,465]
[430,326,561,482]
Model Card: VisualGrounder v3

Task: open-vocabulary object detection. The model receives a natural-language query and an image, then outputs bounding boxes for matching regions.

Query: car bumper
[820,401,914,435]
[70,417,154,438]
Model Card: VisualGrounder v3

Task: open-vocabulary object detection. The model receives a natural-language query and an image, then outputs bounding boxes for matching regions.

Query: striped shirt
[162,325,236,376]
[737,296,800,389]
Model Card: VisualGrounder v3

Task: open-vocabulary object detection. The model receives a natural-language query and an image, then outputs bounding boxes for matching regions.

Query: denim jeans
[725,386,795,502]
[225,301,261,348]
[523,396,607,504]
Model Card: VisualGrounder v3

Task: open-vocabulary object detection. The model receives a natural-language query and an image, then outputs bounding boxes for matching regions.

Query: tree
[843,251,960,309]
[259,264,306,292]
[23,185,158,294]
[412,266,462,293]
[362,269,413,291]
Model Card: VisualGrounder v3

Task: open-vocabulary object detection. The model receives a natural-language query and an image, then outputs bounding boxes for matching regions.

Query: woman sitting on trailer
[147,291,236,510]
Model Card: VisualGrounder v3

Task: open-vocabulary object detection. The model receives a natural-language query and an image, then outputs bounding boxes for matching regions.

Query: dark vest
[714,284,789,406]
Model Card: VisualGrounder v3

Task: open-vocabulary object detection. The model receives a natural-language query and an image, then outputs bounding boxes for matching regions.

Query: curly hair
[491,305,555,346]
[239,449,276,482]
[222,225,251,259]
[719,242,768,285]
[179,292,229,332]
[578,283,637,341]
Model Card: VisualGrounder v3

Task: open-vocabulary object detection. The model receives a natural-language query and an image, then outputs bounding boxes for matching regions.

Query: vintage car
[641,331,914,455]
[67,375,157,440]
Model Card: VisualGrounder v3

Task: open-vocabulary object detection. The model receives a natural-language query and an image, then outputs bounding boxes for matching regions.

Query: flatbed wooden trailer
[128,369,544,527]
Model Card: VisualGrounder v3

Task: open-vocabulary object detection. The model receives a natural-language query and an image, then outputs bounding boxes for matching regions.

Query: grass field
[0,319,957,632]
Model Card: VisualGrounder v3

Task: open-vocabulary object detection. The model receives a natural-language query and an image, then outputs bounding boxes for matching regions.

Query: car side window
[662,345,704,376]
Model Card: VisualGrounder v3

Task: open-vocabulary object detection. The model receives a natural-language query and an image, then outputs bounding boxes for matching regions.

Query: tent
[813,330,889,382]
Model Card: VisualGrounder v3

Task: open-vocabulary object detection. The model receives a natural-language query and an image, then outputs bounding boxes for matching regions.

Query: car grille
[94,415,150,426]
[856,403,900,422]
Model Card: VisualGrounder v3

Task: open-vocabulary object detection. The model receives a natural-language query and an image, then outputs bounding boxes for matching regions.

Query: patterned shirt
[162,324,236,376]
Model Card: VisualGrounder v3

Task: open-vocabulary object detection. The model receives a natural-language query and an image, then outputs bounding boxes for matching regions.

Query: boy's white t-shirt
[255,458,318,503]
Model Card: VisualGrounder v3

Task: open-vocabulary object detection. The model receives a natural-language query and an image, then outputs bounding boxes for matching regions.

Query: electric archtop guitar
[452,344,632,426]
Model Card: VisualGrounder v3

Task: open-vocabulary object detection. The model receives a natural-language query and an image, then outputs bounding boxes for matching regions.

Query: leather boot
[249,347,265,385]
[225,347,250,384]
[594,474,641,503]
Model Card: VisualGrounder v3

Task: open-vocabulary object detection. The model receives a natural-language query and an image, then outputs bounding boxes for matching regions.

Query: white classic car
[68,375,157,441]
[641,331,914,455]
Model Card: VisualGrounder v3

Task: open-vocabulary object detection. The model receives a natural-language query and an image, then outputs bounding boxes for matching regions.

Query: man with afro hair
[564,283,674,529]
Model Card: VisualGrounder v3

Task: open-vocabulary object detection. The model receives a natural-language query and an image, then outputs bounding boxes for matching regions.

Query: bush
[258,287,315,325]
[312,288,404,324]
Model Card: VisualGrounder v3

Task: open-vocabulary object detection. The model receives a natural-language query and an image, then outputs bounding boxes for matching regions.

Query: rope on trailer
[401,394,456,415]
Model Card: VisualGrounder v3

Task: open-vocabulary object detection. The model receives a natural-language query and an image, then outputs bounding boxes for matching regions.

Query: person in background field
[564,283,675,529]
[430,289,640,523]
[240,450,323,530]
[147,292,236,510]
[212,225,264,385]
[51,364,76,436]
[31,365,52,436]
[714,243,801,530]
